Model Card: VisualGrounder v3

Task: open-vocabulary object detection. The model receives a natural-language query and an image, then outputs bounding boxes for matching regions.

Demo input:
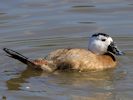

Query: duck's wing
[47,48,97,71]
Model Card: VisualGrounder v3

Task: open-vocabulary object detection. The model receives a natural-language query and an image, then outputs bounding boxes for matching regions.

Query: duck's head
[88,33,124,55]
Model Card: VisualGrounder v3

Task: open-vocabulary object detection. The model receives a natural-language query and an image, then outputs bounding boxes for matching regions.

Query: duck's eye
[101,39,106,41]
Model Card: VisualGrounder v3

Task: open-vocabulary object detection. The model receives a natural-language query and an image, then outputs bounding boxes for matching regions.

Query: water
[0,0,133,100]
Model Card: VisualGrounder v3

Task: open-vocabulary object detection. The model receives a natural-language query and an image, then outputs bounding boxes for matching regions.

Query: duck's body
[42,48,117,71]
[3,33,123,72]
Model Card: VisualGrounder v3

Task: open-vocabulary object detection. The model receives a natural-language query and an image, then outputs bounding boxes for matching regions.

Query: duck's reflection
[6,67,126,92]
[6,67,43,90]
[71,92,115,100]
[46,69,126,88]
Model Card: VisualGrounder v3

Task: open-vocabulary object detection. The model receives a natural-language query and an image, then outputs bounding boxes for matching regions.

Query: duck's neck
[104,53,116,61]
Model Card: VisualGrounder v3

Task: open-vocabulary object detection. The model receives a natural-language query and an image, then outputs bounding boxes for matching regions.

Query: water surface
[0,0,133,100]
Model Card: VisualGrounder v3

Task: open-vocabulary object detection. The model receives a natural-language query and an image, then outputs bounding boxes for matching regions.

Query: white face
[88,33,113,55]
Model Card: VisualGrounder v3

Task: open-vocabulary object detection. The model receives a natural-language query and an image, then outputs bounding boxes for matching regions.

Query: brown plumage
[3,33,124,72]
[39,48,117,72]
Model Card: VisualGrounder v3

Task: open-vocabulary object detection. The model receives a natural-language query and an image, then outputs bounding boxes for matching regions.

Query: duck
[3,33,124,72]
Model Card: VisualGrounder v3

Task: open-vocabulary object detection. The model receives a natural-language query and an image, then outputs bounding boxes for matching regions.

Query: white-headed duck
[3,33,124,72]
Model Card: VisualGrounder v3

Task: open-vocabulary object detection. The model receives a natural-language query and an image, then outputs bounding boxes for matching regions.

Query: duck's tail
[3,48,35,66]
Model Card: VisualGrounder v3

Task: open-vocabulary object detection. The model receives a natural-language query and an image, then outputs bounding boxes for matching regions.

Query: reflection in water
[6,67,126,91]
[52,70,126,89]
[2,96,6,100]
[71,92,114,100]
[6,68,42,90]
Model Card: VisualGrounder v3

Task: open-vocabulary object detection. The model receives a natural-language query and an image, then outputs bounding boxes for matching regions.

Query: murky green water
[0,0,133,100]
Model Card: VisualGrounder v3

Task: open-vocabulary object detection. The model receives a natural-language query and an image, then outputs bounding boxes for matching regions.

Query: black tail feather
[3,48,35,65]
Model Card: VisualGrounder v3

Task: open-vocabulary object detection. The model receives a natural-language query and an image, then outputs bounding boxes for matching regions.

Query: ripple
[20,2,47,9]
[79,21,96,24]
[72,5,95,8]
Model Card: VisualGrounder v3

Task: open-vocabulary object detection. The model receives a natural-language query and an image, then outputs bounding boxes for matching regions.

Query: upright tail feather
[3,48,35,66]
